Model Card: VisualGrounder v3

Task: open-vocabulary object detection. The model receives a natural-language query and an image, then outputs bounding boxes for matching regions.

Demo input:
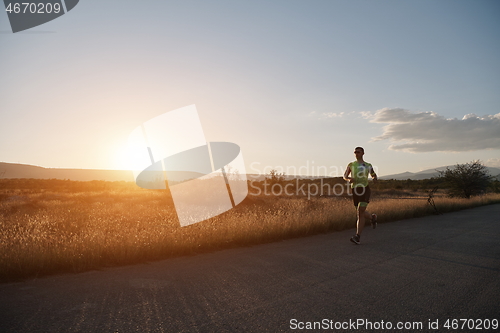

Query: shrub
[438,160,492,198]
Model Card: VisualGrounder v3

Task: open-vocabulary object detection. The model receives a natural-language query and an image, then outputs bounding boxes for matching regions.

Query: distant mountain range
[0,162,200,183]
[380,166,500,180]
[0,162,135,182]
[1,162,499,182]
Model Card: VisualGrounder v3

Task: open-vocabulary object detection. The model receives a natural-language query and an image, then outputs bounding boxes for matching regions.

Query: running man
[343,147,378,245]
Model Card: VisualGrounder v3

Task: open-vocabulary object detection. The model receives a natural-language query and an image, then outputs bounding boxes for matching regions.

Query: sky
[1,0,499,177]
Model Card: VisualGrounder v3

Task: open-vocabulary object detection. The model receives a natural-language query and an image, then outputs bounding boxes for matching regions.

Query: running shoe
[350,234,360,245]
[371,213,377,229]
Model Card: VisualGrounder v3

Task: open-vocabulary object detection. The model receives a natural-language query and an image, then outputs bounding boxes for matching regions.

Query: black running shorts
[352,186,371,208]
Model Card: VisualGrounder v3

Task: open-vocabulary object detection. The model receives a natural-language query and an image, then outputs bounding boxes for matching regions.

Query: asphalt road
[1,204,499,332]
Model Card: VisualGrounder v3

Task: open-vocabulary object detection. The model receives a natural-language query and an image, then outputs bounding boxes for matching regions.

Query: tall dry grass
[1,185,499,282]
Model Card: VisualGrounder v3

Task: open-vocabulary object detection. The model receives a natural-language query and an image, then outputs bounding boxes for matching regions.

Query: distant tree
[490,178,500,193]
[267,169,285,185]
[438,160,492,198]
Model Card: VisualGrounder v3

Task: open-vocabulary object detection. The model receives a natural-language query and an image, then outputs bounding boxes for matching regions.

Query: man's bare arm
[343,165,353,182]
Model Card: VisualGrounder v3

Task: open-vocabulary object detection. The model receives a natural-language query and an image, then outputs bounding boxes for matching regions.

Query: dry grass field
[1,179,499,282]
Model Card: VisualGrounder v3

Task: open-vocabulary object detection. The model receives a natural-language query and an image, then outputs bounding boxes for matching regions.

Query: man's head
[354,147,364,157]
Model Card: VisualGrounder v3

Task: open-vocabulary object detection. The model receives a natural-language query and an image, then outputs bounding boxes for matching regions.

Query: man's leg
[361,186,376,228]
[351,188,368,244]
[357,204,367,235]
[365,210,377,227]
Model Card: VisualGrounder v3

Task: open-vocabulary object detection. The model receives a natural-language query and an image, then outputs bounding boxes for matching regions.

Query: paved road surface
[1,204,499,332]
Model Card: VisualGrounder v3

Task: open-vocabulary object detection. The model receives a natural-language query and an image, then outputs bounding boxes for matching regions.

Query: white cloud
[360,111,375,119]
[486,158,500,168]
[371,108,500,152]
[312,111,361,119]
[322,112,345,118]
